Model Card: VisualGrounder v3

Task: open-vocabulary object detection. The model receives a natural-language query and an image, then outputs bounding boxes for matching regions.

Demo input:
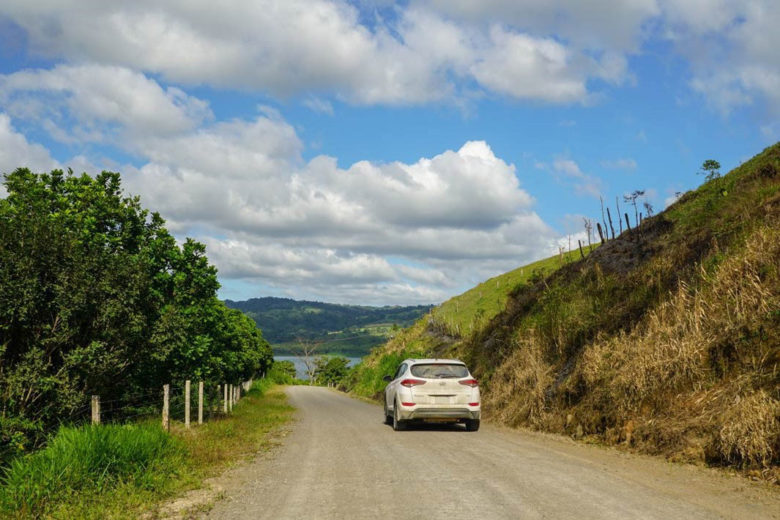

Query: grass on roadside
[0,380,294,519]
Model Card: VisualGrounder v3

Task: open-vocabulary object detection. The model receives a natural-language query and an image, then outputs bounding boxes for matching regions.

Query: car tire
[393,401,406,431]
[383,398,393,425]
[465,419,480,432]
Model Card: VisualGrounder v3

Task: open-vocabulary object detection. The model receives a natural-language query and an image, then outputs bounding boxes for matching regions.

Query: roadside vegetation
[0,378,294,519]
[273,355,354,387]
[345,143,780,479]
[0,168,273,460]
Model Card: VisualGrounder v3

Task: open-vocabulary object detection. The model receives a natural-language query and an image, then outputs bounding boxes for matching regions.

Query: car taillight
[468,402,480,407]
[459,379,479,387]
[400,379,426,387]
[401,402,416,406]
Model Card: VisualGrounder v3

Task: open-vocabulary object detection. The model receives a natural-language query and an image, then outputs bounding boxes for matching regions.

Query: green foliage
[266,361,301,385]
[225,297,431,355]
[345,343,426,399]
[0,381,295,519]
[314,356,351,386]
[699,159,721,181]
[0,168,272,460]
[0,423,185,518]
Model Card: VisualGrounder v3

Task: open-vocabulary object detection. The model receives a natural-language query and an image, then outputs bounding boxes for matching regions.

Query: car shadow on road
[383,421,468,432]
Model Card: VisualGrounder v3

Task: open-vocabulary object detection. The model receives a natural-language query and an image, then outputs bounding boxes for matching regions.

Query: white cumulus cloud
[0,113,59,176]
[0,1,643,105]
[0,64,212,144]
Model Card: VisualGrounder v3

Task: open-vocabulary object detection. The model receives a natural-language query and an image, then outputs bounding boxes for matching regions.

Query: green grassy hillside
[430,249,585,337]
[345,143,780,478]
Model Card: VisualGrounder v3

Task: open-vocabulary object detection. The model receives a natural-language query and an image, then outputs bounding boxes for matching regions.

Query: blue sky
[0,1,778,305]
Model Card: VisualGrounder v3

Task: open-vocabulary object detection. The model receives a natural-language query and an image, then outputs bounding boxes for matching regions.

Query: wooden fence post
[185,379,191,429]
[606,207,616,239]
[91,395,100,425]
[229,384,233,412]
[624,213,631,232]
[223,383,228,413]
[578,239,585,259]
[162,384,170,432]
[198,381,204,425]
[597,222,606,244]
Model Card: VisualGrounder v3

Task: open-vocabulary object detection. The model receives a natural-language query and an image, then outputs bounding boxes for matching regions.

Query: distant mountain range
[224,297,433,356]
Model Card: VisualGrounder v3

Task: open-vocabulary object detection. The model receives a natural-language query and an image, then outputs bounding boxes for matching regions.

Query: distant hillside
[224,297,432,356]
[346,143,780,478]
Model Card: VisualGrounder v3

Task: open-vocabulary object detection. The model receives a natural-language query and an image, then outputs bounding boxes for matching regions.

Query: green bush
[0,423,185,518]
[315,356,350,386]
[346,349,422,398]
[266,361,303,385]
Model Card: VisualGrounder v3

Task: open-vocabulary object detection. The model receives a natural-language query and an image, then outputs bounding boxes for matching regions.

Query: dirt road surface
[204,386,779,520]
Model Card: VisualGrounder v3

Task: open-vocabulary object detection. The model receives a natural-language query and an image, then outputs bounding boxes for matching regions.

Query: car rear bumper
[399,406,480,421]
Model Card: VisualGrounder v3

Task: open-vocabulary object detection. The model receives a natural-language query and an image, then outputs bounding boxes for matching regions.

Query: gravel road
[204,386,779,520]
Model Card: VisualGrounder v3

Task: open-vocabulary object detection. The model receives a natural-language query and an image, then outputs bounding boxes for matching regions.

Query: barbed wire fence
[63,379,254,432]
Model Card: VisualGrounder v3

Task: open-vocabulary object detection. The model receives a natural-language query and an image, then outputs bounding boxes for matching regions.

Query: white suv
[383,359,481,431]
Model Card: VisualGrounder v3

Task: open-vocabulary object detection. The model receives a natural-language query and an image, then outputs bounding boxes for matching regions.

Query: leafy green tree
[267,360,298,384]
[314,356,350,386]
[0,168,272,459]
[699,159,721,181]
[275,360,298,379]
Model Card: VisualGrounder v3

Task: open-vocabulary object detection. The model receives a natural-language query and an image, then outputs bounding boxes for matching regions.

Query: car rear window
[410,363,468,379]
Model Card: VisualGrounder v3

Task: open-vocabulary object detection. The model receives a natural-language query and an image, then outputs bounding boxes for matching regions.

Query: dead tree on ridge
[583,217,594,251]
[606,207,616,239]
[624,190,645,227]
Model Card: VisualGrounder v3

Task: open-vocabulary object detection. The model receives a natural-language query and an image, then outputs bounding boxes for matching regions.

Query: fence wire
[62,381,249,430]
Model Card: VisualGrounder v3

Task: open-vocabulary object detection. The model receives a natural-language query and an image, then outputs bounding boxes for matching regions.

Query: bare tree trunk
[596,222,606,244]
[616,196,623,234]
[624,213,631,232]
[578,239,585,259]
[599,196,608,241]
[606,207,615,239]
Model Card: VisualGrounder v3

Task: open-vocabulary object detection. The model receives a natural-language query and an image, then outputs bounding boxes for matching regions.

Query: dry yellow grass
[483,223,779,471]
[485,330,552,428]
[572,224,779,467]
[715,389,778,468]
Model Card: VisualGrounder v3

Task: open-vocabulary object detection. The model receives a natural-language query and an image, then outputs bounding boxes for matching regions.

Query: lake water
[274,355,362,380]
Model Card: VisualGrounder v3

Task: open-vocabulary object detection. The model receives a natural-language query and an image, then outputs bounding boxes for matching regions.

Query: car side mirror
[382,375,392,382]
